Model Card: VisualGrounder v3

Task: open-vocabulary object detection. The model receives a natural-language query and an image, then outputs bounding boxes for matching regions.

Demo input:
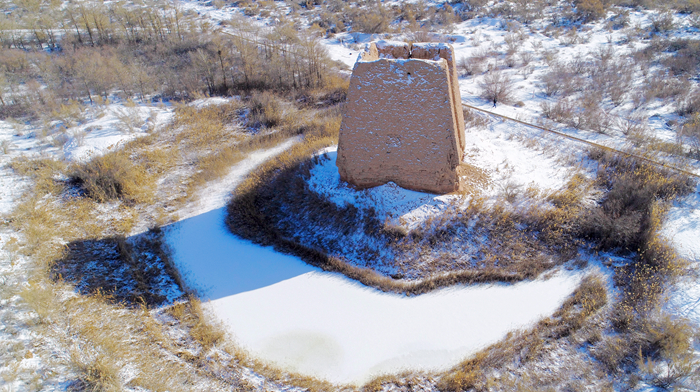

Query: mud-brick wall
[336,42,465,194]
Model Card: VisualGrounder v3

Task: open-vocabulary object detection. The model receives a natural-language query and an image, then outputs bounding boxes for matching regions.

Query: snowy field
[3,0,700,388]
[61,103,173,162]
[167,143,583,384]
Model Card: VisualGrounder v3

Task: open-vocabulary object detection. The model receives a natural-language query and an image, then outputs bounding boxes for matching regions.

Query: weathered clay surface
[337,42,466,194]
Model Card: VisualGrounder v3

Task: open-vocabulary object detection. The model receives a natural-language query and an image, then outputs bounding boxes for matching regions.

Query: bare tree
[479,71,514,105]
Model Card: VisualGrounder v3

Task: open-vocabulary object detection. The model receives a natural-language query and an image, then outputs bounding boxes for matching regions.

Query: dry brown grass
[68,151,155,204]
[166,298,226,350]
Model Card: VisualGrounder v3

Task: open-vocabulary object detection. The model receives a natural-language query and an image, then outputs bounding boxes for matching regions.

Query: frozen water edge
[166,139,584,386]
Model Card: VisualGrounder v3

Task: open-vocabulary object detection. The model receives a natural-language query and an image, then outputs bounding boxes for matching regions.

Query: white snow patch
[190,96,239,109]
[662,185,700,264]
[463,126,572,196]
[321,34,363,69]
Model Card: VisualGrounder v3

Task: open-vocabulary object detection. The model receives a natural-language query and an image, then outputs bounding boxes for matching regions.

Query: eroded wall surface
[337,42,465,194]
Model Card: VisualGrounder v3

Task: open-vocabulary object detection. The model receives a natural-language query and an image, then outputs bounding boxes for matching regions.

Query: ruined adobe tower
[336,41,466,194]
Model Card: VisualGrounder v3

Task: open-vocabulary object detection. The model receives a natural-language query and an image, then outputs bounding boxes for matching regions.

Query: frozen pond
[165,148,582,385]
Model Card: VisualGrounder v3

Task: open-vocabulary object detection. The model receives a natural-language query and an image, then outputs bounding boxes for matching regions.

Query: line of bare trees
[0,0,336,119]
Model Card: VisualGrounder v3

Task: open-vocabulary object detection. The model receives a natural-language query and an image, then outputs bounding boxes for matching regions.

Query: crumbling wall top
[357,41,456,62]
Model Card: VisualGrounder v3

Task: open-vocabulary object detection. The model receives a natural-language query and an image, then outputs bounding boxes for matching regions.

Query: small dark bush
[68,152,153,203]
[578,150,694,251]
[245,91,284,129]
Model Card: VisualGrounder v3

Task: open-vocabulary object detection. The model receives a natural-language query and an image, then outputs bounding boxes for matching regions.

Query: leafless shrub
[611,9,630,30]
[458,56,483,76]
[619,114,649,137]
[519,50,534,66]
[596,59,633,106]
[245,91,284,129]
[540,98,575,124]
[578,95,614,134]
[352,8,392,33]
[0,139,13,154]
[677,86,700,116]
[593,46,614,67]
[651,12,675,33]
[540,65,564,96]
[504,33,520,54]
[479,71,514,105]
[499,180,522,202]
[561,27,580,46]
[116,109,142,133]
[505,54,518,68]
[542,48,559,66]
[680,114,700,157]
[644,71,689,103]
[541,61,587,98]
[520,64,534,79]
[574,0,607,22]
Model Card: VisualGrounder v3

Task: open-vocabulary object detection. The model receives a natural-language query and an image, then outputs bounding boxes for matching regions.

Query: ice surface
[166,207,314,299]
[209,267,581,385]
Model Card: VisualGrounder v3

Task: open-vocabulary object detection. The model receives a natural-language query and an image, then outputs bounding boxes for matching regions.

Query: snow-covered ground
[308,133,574,231]
[61,103,173,162]
[167,141,583,385]
[3,0,700,388]
[663,183,700,324]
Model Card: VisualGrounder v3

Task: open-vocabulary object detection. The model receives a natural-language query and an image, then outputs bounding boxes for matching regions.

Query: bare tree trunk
[218,50,227,91]
[85,83,93,104]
